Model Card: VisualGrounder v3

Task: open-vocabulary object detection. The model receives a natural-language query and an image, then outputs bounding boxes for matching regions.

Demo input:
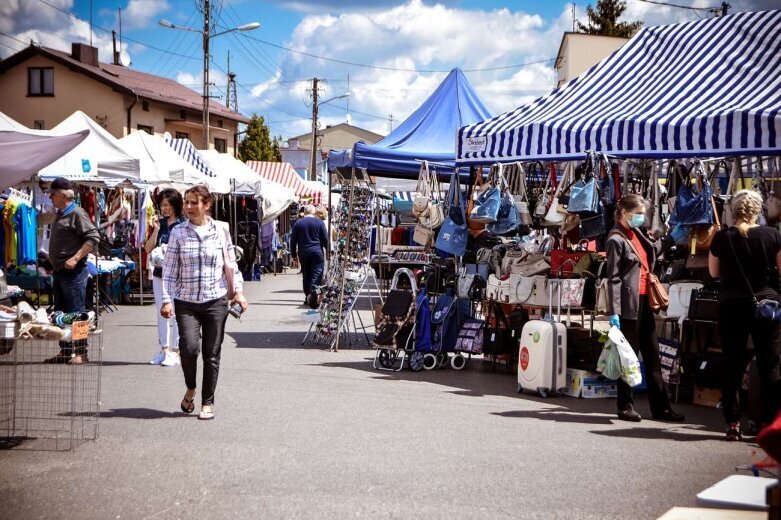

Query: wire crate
[0,328,102,451]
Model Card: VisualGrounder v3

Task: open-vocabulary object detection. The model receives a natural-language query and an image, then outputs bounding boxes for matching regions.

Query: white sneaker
[161,352,180,366]
[149,351,166,365]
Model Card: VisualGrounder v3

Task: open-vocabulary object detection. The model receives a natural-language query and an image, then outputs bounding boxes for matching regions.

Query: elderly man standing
[290,205,328,306]
[44,177,100,365]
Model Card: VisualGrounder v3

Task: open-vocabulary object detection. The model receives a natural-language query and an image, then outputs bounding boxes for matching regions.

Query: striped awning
[457,10,781,164]
[246,160,326,204]
[164,136,216,178]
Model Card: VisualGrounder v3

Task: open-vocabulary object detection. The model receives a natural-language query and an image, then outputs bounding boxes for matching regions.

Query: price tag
[72,320,90,341]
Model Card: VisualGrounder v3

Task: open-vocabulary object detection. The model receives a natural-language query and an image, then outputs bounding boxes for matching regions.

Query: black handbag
[483,302,515,355]
[566,327,603,371]
[688,288,719,321]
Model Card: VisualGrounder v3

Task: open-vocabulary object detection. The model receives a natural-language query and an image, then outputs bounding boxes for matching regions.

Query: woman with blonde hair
[710,189,781,441]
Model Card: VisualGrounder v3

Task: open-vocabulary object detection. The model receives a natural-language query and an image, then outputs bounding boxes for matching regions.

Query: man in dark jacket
[290,205,328,305]
[44,177,100,365]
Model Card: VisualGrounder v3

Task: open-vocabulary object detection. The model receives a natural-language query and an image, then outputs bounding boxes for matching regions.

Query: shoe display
[726,422,742,441]
[149,351,166,365]
[652,409,685,423]
[161,352,180,366]
[617,406,642,422]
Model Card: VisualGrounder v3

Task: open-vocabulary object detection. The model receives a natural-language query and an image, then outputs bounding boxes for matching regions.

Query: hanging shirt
[3,200,18,266]
[14,204,38,265]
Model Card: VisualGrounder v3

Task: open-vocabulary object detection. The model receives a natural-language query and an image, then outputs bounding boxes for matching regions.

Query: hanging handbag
[568,152,601,215]
[687,287,720,321]
[692,195,721,252]
[506,274,546,304]
[534,162,553,217]
[500,249,529,276]
[578,207,607,239]
[413,160,432,215]
[413,223,435,247]
[467,166,487,233]
[666,281,704,319]
[469,163,502,224]
[435,171,468,256]
[487,169,520,236]
[646,162,668,238]
[455,318,485,354]
[670,161,714,226]
[541,162,573,226]
[509,162,533,228]
[483,302,516,355]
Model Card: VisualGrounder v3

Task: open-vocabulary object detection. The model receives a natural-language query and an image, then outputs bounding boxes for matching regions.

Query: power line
[238,33,554,73]
[635,0,722,12]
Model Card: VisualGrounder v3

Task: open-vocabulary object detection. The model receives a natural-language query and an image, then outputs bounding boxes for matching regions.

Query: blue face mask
[628,213,645,228]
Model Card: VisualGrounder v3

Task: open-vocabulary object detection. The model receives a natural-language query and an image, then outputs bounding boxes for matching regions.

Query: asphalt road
[0,271,759,519]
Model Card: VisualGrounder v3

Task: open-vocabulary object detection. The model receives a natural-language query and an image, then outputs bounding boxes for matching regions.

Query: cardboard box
[564,368,618,399]
[693,385,721,408]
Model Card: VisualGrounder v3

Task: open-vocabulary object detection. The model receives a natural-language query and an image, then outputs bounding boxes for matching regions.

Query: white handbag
[595,279,609,314]
[486,274,507,302]
[541,162,573,226]
[507,275,546,305]
[666,281,704,319]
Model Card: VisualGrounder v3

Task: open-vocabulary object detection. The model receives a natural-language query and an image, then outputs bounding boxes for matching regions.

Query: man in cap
[44,177,100,364]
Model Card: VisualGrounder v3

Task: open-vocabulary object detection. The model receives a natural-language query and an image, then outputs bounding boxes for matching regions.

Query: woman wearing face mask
[605,194,684,423]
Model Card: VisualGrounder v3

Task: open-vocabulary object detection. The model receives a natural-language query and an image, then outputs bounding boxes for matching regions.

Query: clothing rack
[6,187,32,204]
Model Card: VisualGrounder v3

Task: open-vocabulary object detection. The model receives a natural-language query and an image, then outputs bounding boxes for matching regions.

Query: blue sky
[1,0,775,139]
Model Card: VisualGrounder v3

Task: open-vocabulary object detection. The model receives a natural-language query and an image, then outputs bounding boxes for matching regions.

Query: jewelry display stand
[303,169,382,351]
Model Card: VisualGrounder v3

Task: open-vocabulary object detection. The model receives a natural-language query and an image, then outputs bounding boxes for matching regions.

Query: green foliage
[238,114,282,162]
[577,0,643,38]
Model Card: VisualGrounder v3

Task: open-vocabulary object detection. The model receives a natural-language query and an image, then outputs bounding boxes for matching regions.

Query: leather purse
[611,229,668,313]
[670,161,714,227]
[666,281,703,319]
[687,287,719,321]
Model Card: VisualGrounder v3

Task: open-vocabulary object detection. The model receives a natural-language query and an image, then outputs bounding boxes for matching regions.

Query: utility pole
[202,0,210,150]
[309,77,319,182]
[572,3,576,32]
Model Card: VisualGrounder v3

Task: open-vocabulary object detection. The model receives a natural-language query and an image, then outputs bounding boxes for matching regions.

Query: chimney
[112,31,120,65]
[71,43,99,67]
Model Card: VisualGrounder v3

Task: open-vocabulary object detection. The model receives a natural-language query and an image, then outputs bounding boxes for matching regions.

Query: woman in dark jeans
[160,185,248,420]
[710,189,781,440]
[606,194,684,423]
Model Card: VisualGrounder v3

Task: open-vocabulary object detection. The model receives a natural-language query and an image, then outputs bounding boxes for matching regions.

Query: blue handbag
[669,168,714,226]
[415,287,433,352]
[487,173,520,235]
[436,171,468,256]
[469,164,502,223]
[568,152,601,215]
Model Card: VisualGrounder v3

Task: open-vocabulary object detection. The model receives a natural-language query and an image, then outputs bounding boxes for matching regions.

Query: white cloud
[121,0,171,30]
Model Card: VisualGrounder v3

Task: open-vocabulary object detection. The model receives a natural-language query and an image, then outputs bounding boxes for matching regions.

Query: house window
[33,120,45,130]
[28,67,54,96]
[175,131,189,139]
[142,101,149,112]
[180,109,186,120]
[214,138,227,153]
[137,125,153,135]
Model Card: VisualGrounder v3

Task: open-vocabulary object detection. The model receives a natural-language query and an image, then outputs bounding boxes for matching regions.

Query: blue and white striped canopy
[457,10,781,165]
[164,136,216,178]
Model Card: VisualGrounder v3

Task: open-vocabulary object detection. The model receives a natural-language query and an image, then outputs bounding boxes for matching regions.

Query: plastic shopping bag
[596,339,622,381]
[608,326,643,387]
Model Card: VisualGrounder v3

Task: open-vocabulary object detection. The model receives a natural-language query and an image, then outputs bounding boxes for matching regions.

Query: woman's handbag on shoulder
[727,233,781,324]
[219,221,238,300]
[611,229,668,313]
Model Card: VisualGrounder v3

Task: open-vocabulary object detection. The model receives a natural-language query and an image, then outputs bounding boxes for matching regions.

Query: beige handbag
[541,161,573,226]
[723,158,742,227]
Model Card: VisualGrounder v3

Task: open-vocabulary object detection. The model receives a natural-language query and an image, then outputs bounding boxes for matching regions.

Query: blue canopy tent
[346,68,493,178]
[456,10,781,165]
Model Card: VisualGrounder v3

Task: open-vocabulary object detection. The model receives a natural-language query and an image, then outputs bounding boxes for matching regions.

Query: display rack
[303,169,382,351]
[1,326,102,451]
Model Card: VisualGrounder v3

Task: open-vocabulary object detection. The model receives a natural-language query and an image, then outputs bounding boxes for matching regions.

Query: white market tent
[456,10,781,164]
[39,111,141,179]
[0,130,89,190]
[198,149,297,223]
[0,112,27,131]
[119,131,210,185]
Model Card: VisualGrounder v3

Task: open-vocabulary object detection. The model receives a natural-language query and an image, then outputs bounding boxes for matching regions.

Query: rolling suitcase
[517,280,567,397]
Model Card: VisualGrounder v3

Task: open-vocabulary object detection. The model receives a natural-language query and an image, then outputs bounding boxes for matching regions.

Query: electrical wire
[635,0,722,12]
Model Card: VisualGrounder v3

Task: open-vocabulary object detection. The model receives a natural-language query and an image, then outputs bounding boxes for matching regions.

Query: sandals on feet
[180,393,195,414]
[198,408,214,420]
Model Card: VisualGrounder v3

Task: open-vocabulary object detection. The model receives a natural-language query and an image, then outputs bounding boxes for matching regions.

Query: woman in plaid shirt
[160,185,248,420]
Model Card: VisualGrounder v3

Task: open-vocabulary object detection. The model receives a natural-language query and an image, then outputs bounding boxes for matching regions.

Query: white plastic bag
[608,326,643,387]
[597,339,622,381]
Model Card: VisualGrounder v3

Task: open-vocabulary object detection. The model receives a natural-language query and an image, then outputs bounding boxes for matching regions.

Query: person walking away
[606,194,685,423]
[290,205,328,306]
[709,189,781,441]
[160,185,247,420]
[44,177,100,365]
[144,189,184,366]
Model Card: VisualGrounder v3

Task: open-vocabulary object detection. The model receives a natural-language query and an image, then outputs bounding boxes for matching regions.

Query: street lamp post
[160,3,259,150]
[309,90,350,182]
